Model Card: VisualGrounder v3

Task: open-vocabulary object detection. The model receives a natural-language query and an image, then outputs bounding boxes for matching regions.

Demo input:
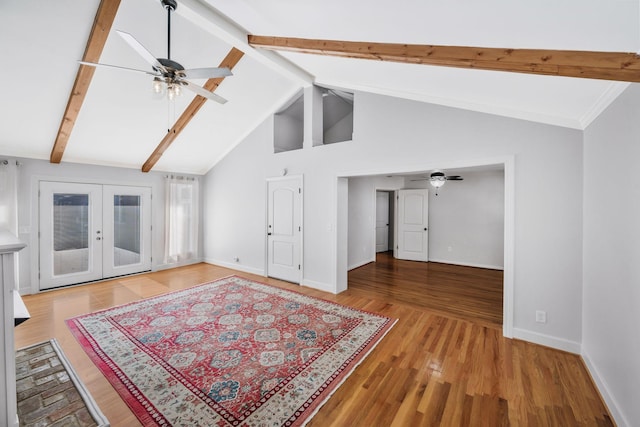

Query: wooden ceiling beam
[248,35,640,83]
[141,47,244,173]
[50,0,121,164]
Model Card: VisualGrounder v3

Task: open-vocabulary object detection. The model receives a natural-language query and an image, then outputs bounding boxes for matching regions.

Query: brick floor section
[16,341,99,427]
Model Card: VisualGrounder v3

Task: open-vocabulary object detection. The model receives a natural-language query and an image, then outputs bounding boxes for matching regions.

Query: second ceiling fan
[81,0,232,104]
[411,170,463,195]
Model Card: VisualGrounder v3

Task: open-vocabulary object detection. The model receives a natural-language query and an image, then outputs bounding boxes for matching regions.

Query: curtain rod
[165,174,196,181]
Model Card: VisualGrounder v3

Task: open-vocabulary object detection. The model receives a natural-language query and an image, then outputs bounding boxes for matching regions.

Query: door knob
[96,237,102,240]
[267,233,272,236]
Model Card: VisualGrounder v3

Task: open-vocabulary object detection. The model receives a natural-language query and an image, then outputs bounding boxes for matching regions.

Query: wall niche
[273,91,304,153]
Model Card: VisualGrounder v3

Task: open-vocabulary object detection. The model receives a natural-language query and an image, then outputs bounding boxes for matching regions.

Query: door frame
[374,190,390,253]
[30,175,155,294]
[373,189,397,256]
[38,181,153,290]
[394,188,429,261]
[336,156,514,338]
[265,174,304,283]
[38,181,104,289]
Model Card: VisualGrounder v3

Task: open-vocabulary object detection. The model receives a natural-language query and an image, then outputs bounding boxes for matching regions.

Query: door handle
[424,227,428,231]
[267,233,272,236]
[96,237,102,240]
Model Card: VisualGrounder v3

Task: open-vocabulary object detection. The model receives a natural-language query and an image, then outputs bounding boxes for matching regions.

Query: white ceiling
[1,0,638,174]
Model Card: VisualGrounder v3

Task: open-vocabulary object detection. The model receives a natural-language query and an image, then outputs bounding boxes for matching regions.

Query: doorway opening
[340,160,513,335]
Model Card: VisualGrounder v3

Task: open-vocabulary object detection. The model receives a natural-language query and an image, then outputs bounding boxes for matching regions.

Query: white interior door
[39,182,103,289]
[395,189,429,261]
[39,182,152,290]
[267,176,302,283]
[376,191,390,252]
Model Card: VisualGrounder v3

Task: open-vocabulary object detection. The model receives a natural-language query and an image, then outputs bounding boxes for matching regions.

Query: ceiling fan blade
[182,67,233,80]
[410,178,428,181]
[445,176,463,180]
[79,61,160,76]
[183,81,228,104]
[116,30,167,73]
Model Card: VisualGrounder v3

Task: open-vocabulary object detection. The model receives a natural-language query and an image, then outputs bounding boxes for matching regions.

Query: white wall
[347,176,404,269]
[204,90,584,351]
[406,170,505,269]
[10,157,204,295]
[582,84,640,427]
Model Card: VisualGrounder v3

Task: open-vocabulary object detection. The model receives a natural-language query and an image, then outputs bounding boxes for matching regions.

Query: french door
[39,182,152,290]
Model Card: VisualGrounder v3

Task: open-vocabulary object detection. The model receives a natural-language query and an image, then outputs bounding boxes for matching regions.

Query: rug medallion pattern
[67,276,395,426]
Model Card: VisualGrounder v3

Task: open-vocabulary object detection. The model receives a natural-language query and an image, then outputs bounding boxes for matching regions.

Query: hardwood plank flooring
[350,252,504,327]
[15,261,613,426]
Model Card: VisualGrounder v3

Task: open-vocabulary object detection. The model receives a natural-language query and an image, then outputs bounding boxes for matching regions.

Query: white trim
[348,258,374,271]
[203,258,265,276]
[301,278,336,294]
[334,155,515,339]
[502,157,515,338]
[48,339,110,427]
[578,82,629,129]
[428,258,503,270]
[582,351,630,427]
[153,258,203,272]
[512,328,581,354]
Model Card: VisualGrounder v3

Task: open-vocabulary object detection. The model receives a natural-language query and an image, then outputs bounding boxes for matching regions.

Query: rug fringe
[300,318,399,426]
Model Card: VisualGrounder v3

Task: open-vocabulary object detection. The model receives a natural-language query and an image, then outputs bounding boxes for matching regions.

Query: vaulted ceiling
[1,0,638,174]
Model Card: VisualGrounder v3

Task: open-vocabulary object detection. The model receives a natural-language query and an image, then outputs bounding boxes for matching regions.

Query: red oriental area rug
[67,276,395,426]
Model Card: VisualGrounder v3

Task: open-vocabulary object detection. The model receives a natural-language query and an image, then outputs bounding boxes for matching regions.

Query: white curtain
[164,175,199,264]
[0,159,19,234]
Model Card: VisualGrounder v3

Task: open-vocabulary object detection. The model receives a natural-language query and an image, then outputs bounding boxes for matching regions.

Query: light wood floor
[15,259,613,426]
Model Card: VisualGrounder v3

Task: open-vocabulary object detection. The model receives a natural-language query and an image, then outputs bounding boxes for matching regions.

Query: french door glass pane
[113,195,141,267]
[53,193,89,275]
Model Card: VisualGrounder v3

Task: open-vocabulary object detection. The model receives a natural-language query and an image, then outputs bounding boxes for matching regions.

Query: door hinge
[298,264,301,270]
[298,226,301,232]
[298,188,301,194]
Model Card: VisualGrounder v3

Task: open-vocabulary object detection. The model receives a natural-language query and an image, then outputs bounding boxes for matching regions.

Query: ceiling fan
[80,0,232,104]
[411,170,463,195]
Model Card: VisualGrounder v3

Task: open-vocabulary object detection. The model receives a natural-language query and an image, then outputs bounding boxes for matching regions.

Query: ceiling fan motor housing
[161,0,177,12]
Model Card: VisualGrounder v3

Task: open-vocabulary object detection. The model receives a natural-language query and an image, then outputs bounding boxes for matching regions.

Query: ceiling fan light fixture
[167,84,181,101]
[429,171,446,188]
[152,77,165,95]
[429,177,445,188]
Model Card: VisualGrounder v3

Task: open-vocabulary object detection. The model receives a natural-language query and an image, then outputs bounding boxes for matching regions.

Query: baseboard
[512,328,581,354]
[582,351,629,427]
[301,279,337,294]
[154,258,203,271]
[348,258,374,271]
[428,258,504,270]
[203,258,265,276]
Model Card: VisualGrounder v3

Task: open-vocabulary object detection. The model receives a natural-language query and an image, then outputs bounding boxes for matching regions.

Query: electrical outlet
[233,257,240,263]
[535,310,547,323]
